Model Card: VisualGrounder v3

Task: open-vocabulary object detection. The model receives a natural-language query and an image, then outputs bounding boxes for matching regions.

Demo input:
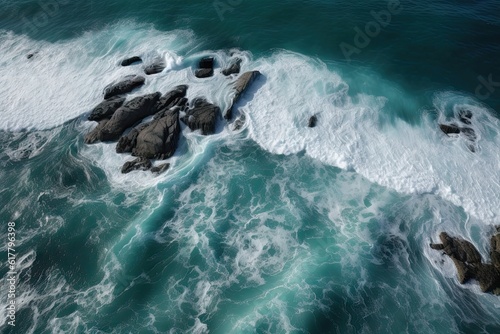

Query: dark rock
[199,57,214,69]
[121,157,152,174]
[195,68,214,78]
[154,98,187,119]
[222,58,242,76]
[151,163,171,175]
[144,61,166,75]
[103,75,145,99]
[88,97,126,122]
[116,123,149,153]
[461,127,477,141]
[121,56,142,66]
[27,52,37,59]
[459,109,473,125]
[225,71,261,120]
[99,92,161,141]
[84,119,110,144]
[430,231,500,295]
[133,109,181,160]
[439,124,461,135]
[154,85,188,114]
[181,98,219,135]
[232,114,246,131]
[308,115,318,128]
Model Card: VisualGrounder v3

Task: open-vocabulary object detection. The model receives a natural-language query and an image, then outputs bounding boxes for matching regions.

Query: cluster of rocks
[84,54,260,174]
[430,230,500,295]
[439,108,477,152]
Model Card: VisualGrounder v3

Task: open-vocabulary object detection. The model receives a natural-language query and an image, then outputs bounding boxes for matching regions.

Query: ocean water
[1,0,500,333]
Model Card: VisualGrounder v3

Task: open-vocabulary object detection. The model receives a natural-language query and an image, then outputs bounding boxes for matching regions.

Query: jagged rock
[461,127,477,141]
[103,75,145,99]
[116,123,149,153]
[154,85,188,114]
[121,56,142,66]
[225,70,261,120]
[459,109,473,125]
[98,92,161,141]
[222,58,242,76]
[181,98,219,135]
[121,157,152,174]
[144,61,166,75]
[88,97,126,122]
[84,119,110,144]
[27,52,37,59]
[195,57,214,78]
[430,231,500,295]
[151,163,170,175]
[195,68,214,78]
[491,234,500,268]
[439,124,461,135]
[308,115,318,128]
[133,109,181,159]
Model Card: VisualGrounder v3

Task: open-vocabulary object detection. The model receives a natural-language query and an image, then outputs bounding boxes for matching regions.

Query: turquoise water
[1,0,500,333]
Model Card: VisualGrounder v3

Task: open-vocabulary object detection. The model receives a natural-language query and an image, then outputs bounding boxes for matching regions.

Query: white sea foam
[2,23,499,223]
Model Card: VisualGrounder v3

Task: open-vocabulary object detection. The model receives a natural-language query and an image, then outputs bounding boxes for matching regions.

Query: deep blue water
[1,0,500,333]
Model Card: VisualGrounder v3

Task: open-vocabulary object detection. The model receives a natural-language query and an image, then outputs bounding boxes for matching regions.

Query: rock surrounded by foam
[133,109,181,159]
[154,85,189,116]
[88,97,126,122]
[195,57,214,78]
[144,60,166,75]
[430,231,500,294]
[181,98,219,135]
[103,75,146,99]
[99,92,161,141]
[121,157,152,174]
[121,56,142,66]
[225,71,261,120]
[222,58,242,76]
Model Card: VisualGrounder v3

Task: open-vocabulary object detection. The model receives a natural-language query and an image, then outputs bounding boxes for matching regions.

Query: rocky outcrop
[121,56,142,66]
[439,108,477,152]
[116,123,149,153]
[430,231,500,295]
[151,163,170,175]
[195,57,214,78]
[225,71,261,120]
[308,115,317,128]
[104,75,145,99]
[88,97,126,122]
[132,109,181,159]
[181,98,219,135]
[144,60,166,75]
[98,92,161,141]
[222,58,242,76]
[121,157,152,174]
[84,119,110,144]
[153,85,188,115]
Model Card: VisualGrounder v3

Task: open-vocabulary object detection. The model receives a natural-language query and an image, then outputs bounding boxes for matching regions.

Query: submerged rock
[88,97,126,122]
[430,231,500,295]
[121,157,152,174]
[121,56,142,66]
[459,109,473,125]
[308,115,318,128]
[225,70,261,120]
[222,58,242,76]
[439,124,461,135]
[151,163,171,175]
[99,92,161,141]
[133,109,181,159]
[103,75,145,99]
[181,97,219,135]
